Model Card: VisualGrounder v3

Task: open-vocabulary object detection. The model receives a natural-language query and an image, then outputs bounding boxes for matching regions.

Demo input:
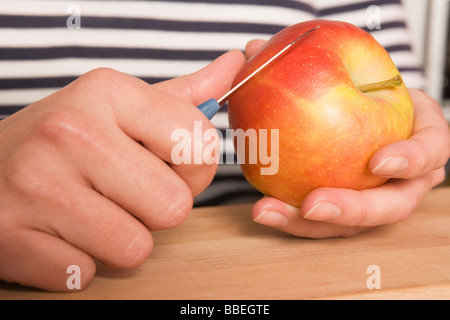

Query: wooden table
[1,187,449,300]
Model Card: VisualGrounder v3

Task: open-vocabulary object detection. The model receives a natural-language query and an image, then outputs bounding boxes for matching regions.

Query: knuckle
[3,150,48,198]
[74,67,126,100]
[294,221,317,239]
[348,194,369,227]
[163,189,193,229]
[5,167,36,197]
[352,203,369,227]
[115,231,153,269]
[3,112,92,199]
[153,184,193,230]
[79,67,123,87]
[141,180,193,231]
[34,109,93,147]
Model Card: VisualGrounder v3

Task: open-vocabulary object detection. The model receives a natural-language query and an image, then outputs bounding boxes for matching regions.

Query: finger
[244,39,266,59]
[299,168,444,227]
[111,86,219,195]
[154,49,246,105]
[56,187,154,268]
[32,181,155,268]
[369,89,450,179]
[2,142,154,274]
[58,50,246,220]
[252,168,444,237]
[252,197,368,238]
[0,228,95,292]
[64,71,217,197]
[65,129,192,231]
[30,104,196,230]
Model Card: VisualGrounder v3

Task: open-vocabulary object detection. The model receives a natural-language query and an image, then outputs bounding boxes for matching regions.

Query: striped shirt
[0,0,424,205]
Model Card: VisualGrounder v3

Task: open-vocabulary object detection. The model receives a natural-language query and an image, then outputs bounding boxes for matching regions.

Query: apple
[227,20,414,207]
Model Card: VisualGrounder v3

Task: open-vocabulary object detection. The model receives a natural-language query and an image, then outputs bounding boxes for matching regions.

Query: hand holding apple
[228,20,414,207]
[238,22,450,238]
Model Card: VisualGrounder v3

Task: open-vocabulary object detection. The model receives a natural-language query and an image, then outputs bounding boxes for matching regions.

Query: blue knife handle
[197,98,221,120]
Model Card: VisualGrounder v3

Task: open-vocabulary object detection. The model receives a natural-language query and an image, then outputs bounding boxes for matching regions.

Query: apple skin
[227,20,414,207]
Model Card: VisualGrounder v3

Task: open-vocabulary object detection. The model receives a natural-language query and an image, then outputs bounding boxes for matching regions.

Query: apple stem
[357,75,403,93]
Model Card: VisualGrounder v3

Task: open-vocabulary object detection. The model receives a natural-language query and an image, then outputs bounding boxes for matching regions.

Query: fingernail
[304,202,341,222]
[372,156,408,176]
[254,210,288,228]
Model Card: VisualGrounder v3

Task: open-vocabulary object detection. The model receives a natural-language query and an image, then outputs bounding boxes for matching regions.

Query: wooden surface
[1,187,450,300]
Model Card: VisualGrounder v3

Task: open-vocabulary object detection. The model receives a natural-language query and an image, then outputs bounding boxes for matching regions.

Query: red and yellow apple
[228,20,414,207]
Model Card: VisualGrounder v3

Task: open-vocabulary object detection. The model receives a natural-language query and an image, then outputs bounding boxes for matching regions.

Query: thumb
[245,39,267,59]
[153,49,246,106]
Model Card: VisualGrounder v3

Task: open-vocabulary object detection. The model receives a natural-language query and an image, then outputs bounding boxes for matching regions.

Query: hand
[0,49,245,291]
[246,40,450,238]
